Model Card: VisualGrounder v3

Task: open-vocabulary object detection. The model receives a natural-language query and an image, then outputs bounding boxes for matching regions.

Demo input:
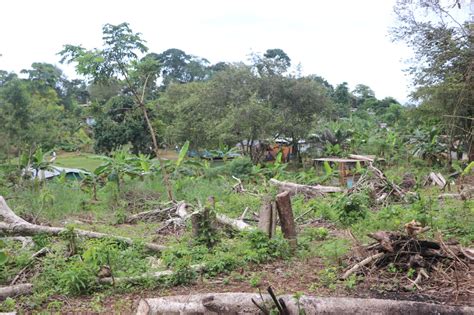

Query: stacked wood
[269,178,343,197]
[136,293,474,315]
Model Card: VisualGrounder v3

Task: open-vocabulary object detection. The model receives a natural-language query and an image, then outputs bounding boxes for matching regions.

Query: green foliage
[335,192,369,226]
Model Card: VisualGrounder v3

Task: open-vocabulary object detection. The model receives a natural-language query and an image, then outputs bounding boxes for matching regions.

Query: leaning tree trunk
[136,293,474,315]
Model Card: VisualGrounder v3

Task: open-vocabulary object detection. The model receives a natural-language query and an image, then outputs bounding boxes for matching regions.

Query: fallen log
[0,196,166,253]
[0,283,33,299]
[136,293,474,315]
[269,178,343,197]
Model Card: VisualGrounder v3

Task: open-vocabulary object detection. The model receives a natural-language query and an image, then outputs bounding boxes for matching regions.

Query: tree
[155,48,210,89]
[93,96,155,154]
[252,48,291,77]
[391,0,473,162]
[59,22,174,199]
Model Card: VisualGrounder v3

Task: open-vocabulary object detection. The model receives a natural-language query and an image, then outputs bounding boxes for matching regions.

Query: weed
[249,273,262,287]
[0,297,15,312]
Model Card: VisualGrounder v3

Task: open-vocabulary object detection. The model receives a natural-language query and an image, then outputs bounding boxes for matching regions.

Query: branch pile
[343,222,474,303]
[348,164,406,203]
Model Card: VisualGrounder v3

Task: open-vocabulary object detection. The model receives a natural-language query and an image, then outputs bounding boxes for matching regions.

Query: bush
[335,192,369,226]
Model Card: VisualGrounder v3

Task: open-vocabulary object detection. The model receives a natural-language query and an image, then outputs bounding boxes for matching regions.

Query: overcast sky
[0,0,437,103]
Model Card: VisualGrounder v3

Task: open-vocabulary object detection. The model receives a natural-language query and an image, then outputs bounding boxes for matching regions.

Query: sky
[0,0,445,103]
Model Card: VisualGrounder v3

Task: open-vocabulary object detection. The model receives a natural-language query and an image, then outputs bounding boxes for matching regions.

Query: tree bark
[269,178,343,197]
[0,283,33,299]
[258,196,275,238]
[276,191,297,251]
[0,196,165,253]
[136,293,474,315]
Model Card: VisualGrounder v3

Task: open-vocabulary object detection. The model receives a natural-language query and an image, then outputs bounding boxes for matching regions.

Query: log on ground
[136,293,474,315]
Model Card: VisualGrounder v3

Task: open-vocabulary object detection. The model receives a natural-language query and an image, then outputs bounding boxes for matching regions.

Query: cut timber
[0,196,165,253]
[276,191,297,251]
[0,283,33,299]
[136,293,474,315]
[269,178,343,197]
[258,196,276,238]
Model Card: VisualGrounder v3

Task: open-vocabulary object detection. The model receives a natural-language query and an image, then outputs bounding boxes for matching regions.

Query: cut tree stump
[0,196,165,253]
[136,293,474,315]
[258,196,276,238]
[276,191,297,251]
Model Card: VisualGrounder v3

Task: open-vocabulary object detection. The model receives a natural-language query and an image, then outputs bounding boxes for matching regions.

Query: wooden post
[275,191,297,251]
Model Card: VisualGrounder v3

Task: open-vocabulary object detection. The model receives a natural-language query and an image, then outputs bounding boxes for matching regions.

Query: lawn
[53,152,104,172]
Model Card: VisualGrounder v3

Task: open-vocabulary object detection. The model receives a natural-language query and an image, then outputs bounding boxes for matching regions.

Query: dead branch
[0,196,166,253]
[341,252,384,280]
[10,247,49,285]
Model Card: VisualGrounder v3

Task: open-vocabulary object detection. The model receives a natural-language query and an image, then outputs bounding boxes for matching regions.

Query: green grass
[54,153,104,172]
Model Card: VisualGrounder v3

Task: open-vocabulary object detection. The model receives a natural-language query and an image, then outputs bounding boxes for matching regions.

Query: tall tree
[391,0,473,161]
[59,22,174,199]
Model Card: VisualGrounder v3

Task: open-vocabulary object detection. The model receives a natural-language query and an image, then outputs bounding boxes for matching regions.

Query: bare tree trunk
[0,197,165,252]
[136,293,474,315]
[276,191,297,251]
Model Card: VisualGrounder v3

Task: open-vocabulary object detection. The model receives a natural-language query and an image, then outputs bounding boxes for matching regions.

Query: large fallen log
[0,283,33,299]
[136,293,474,315]
[269,178,343,197]
[0,196,165,253]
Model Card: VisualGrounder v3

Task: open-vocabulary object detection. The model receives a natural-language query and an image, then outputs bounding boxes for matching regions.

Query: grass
[54,152,103,172]
[1,155,473,311]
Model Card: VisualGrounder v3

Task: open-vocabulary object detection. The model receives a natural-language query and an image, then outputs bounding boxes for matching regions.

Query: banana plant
[94,149,140,192]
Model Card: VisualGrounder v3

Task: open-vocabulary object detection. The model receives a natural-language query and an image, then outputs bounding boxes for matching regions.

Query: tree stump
[276,191,297,251]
